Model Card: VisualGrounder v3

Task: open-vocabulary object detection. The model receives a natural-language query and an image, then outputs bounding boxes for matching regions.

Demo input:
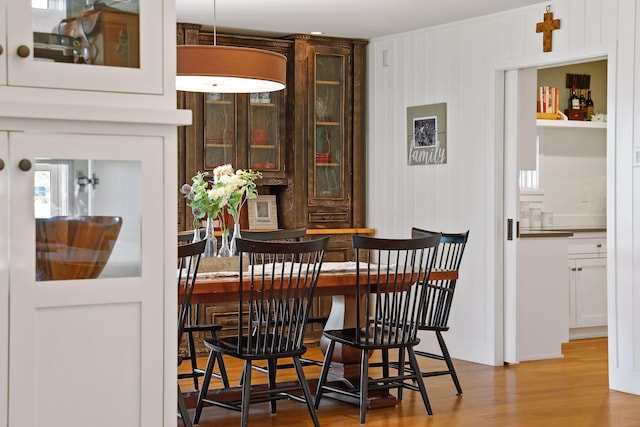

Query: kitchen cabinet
[568,233,607,339]
[0,2,188,426]
[2,0,163,97]
[517,235,570,361]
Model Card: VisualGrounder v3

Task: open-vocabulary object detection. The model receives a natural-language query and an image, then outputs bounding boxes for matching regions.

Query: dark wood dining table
[183,261,458,409]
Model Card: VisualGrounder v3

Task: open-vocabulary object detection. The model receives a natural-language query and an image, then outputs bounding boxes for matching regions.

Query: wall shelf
[536,119,606,129]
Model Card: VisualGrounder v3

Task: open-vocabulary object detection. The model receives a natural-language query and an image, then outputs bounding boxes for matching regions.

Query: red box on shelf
[565,109,585,121]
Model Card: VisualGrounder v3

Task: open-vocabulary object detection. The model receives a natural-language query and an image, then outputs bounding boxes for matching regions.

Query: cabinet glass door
[8,131,164,427]
[7,0,161,93]
[31,0,139,68]
[204,92,236,169]
[248,91,283,174]
[313,53,344,199]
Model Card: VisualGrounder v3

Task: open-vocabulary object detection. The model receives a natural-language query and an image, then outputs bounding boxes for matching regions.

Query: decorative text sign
[407,103,447,166]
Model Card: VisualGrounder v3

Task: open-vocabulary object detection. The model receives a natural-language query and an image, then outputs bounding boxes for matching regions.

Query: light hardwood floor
[180,338,640,427]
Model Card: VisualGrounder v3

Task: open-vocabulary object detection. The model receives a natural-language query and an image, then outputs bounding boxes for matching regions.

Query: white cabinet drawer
[569,235,606,257]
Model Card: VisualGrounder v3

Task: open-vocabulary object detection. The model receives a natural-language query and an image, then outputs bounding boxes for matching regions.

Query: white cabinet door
[6,0,162,94]
[8,132,165,427]
[574,257,607,327]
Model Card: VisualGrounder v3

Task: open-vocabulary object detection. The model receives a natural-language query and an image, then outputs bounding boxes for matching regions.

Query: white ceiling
[175,0,543,40]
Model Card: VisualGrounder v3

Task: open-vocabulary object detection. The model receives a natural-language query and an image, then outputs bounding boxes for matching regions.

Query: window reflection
[34,159,141,281]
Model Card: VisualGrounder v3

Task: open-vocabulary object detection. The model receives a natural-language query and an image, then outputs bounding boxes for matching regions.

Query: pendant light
[176,0,286,93]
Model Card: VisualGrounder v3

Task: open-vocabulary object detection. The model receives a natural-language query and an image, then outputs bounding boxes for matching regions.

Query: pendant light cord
[213,0,217,46]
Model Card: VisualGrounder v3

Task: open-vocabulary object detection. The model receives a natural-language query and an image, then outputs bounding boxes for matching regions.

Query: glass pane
[32,0,140,68]
[314,54,344,199]
[249,91,280,171]
[204,93,235,169]
[34,158,141,281]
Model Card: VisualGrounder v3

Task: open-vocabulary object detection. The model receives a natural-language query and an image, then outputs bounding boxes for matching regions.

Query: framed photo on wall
[248,195,278,230]
[407,102,447,165]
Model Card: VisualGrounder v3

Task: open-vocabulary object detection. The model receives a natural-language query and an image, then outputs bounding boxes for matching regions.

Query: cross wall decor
[536,6,561,52]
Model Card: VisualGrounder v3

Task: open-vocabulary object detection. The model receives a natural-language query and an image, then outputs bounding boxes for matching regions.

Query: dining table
[182,259,458,409]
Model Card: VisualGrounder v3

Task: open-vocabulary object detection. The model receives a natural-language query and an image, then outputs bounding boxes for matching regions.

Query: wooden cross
[536,11,560,52]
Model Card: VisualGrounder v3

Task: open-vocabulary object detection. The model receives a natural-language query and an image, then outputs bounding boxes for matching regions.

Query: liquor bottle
[568,86,579,110]
[586,90,595,121]
[579,89,587,111]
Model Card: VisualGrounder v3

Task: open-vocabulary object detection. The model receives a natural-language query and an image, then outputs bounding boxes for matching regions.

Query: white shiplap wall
[367,0,640,395]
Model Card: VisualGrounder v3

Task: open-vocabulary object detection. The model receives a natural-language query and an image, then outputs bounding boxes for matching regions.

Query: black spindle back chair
[314,233,441,424]
[194,237,329,427]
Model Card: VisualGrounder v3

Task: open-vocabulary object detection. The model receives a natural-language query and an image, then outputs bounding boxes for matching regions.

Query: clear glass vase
[203,217,217,258]
[192,221,201,243]
[229,222,241,256]
[218,229,230,258]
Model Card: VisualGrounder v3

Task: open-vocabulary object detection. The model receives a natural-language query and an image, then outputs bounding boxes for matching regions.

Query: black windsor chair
[314,233,441,424]
[193,237,330,427]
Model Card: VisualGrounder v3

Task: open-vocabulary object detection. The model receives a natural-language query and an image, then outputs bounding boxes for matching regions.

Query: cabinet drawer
[568,237,606,257]
[308,212,350,223]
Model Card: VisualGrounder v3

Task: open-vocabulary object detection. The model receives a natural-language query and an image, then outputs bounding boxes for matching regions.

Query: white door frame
[494,43,616,365]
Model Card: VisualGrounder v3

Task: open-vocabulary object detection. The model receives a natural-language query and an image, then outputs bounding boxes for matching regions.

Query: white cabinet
[1,0,164,99]
[0,1,189,426]
[516,235,570,361]
[1,129,173,427]
[568,233,607,339]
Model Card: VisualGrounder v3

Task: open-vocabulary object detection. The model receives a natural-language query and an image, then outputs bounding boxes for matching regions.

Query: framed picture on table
[248,195,278,230]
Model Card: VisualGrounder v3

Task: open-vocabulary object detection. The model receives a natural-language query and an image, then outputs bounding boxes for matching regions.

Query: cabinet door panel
[8,132,164,427]
[575,257,607,327]
[7,0,162,94]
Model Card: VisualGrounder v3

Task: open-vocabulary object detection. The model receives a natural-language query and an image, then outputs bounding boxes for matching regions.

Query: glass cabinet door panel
[33,158,141,281]
[8,0,161,93]
[31,0,139,67]
[313,53,344,199]
[204,93,236,170]
[248,91,281,172]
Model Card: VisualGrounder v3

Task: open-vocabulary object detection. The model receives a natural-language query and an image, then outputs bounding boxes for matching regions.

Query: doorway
[499,47,613,365]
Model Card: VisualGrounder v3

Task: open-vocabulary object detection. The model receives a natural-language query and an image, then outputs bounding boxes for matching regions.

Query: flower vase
[230,223,241,256]
[218,229,230,258]
[203,217,217,258]
[192,222,201,243]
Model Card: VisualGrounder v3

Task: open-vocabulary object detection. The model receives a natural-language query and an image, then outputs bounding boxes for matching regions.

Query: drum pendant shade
[176,45,286,93]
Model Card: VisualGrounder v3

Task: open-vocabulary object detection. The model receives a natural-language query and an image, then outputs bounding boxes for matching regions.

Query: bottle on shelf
[579,89,587,111]
[585,90,595,121]
[568,86,580,110]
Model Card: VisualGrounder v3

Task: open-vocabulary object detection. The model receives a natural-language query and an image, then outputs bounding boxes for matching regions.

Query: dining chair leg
[187,330,200,390]
[314,339,336,409]
[359,350,369,424]
[267,359,277,414]
[178,384,193,427]
[241,361,252,427]
[215,351,230,388]
[407,347,433,415]
[292,356,321,427]
[436,330,463,395]
[397,347,406,400]
[193,348,217,425]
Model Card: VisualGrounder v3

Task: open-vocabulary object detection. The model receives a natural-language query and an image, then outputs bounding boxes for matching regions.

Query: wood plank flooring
[179,338,640,426]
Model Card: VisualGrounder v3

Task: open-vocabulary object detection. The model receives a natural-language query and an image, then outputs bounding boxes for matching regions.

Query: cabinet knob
[577,267,583,271]
[597,243,602,248]
[17,45,30,58]
[18,159,32,171]
[0,45,3,56]
[0,159,4,171]
[571,267,577,271]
